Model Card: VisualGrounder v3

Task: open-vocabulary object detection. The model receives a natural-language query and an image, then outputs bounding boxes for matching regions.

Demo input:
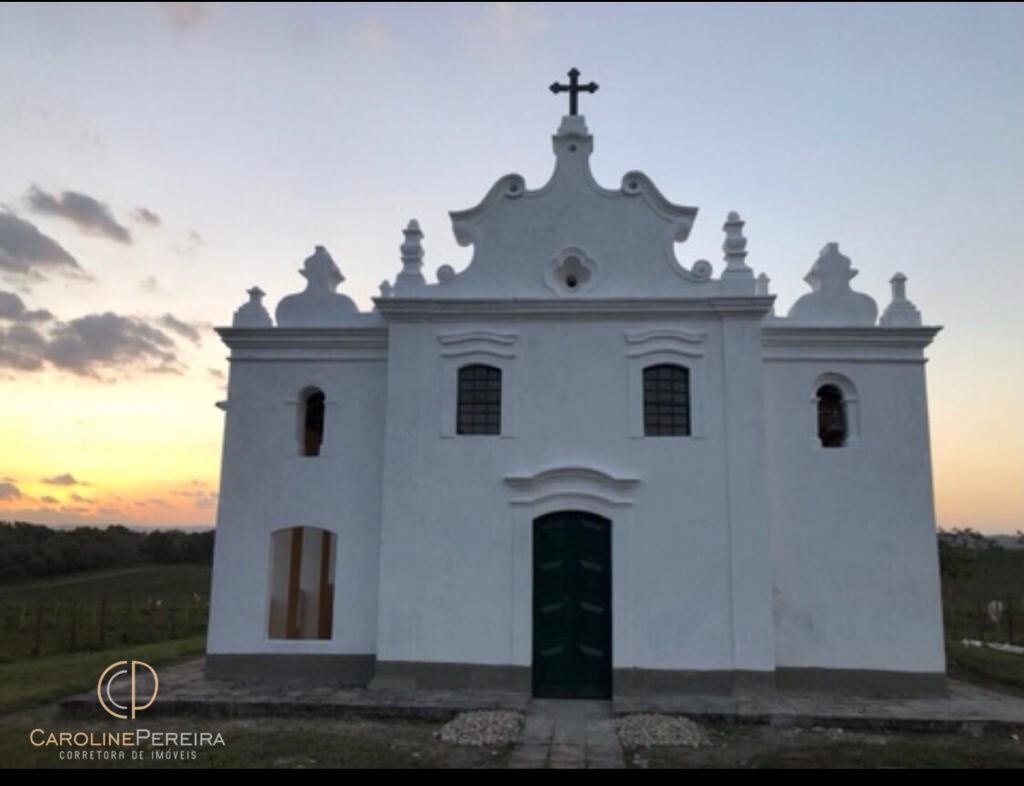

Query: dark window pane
[817,384,847,448]
[642,364,690,437]
[303,389,325,456]
[457,364,502,435]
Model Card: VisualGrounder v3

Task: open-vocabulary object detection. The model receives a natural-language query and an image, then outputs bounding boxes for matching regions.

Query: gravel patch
[436,710,524,747]
[617,714,710,749]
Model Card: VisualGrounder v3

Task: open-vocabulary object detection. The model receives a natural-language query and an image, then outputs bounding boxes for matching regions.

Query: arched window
[643,364,690,436]
[457,364,502,435]
[817,384,847,448]
[301,388,325,456]
[268,526,335,640]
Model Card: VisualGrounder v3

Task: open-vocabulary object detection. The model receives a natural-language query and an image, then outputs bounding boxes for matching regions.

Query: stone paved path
[509,699,624,769]
[61,656,1024,737]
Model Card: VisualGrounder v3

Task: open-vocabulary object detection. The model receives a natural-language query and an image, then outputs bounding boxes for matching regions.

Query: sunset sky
[0,3,1021,533]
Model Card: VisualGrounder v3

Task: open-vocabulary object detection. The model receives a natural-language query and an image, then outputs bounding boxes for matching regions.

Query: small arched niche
[812,373,860,448]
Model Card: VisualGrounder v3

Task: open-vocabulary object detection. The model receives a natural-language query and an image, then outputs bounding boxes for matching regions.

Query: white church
[207,72,946,698]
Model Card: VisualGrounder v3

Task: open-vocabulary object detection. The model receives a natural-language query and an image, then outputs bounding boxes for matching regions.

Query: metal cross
[549,68,598,116]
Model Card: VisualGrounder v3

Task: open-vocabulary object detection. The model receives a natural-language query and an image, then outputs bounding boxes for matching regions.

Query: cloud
[0,482,22,501]
[43,473,85,487]
[26,186,132,244]
[355,18,394,51]
[139,276,162,294]
[470,3,550,46]
[0,211,86,282]
[40,496,58,505]
[170,485,218,509]
[208,367,225,381]
[158,2,211,32]
[159,313,202,345]
[1,477,15,483]
[132,207,162,227]
[46,312,182,377]
[135,498,172,508]
[0,290,197,378]
[173,229,203,258]
[71,493,92,504]
[0,323,47,371]
[0,290,53,322]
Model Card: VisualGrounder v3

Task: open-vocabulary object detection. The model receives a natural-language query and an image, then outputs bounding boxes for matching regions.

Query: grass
[0,636,206,715]
[943,547,1024,645]
[0,555,1020,768]
[946,641,1024,695]
[747,737,1024,768]
[0,564,211,660]
[631,724,1024,769]
[0,716,513,769]
[0,564,211,603]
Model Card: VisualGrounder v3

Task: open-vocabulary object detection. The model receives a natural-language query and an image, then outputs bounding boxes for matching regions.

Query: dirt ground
[4,704,1024,768]
[626,720,1024,769]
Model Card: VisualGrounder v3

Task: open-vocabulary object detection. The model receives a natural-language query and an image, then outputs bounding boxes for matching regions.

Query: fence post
[978,602,986,643]
[33,604,43,657]
[1007,596,1015,647]
[99,597,108,650]
[69,600,78,652]
[168,601,177,640]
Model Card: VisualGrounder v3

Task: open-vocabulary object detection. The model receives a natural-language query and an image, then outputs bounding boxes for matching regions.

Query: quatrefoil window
[545,247,598,296]
[556,255,591,290]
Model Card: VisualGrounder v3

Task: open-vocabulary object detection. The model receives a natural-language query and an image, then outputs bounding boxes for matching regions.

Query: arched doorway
[532,510,612,698]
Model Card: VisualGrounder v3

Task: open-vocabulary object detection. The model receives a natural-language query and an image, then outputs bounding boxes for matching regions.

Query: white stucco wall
[207,342,386,657]
[762,331,946,674]
[375,310,776,675]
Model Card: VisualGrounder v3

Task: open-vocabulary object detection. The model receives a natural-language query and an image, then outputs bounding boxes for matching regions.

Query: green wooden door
[532,511,612,699]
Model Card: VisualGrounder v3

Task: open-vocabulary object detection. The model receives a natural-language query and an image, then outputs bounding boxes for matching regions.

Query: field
[0,564,211,660]
[0,549,1021,768]
[0,564,211,603]
[0,636,206,715]
[942,547,1024,646]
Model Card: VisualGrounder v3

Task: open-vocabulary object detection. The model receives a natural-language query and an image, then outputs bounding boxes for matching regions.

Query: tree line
[0,521,214,584]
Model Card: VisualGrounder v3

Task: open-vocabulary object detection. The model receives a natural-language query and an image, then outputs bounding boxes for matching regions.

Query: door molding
[504,464,640,507]
[506,479,637,679]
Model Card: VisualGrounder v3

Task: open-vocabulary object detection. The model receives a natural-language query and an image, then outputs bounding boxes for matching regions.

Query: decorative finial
[787,243,878,325]
[232,285,273,327]
[756,272,770,296]
[549,68,598,116]
[275,246,360,327]
[299,246,344,290]
[379,280,393,298]
[394,219,426,293]
[721,211,754,289]
[879,272,922,326]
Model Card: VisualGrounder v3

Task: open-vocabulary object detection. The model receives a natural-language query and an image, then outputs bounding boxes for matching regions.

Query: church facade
[206,101,946,697]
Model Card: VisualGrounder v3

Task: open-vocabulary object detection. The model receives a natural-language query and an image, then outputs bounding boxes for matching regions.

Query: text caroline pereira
[30,728,226,761]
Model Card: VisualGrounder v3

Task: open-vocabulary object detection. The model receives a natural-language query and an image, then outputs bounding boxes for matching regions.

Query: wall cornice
[375,296,774,321]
